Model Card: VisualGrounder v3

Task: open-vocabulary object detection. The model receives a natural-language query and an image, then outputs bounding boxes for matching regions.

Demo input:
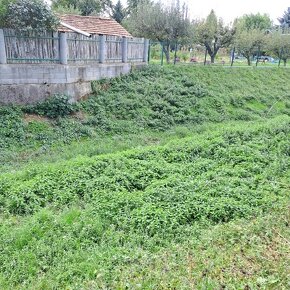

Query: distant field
[0,65,289,289]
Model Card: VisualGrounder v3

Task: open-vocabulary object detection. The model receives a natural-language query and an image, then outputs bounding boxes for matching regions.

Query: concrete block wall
[0,62,146,105]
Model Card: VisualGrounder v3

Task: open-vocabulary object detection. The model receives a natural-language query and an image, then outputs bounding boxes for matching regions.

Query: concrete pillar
[59,32,68,65]
[0,29,7,64]
[99,35,106,63]
[122,37,128,63]
[143,39,150,63]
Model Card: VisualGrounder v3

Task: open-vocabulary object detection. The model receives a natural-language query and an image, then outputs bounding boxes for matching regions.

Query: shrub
[24,95,79,118]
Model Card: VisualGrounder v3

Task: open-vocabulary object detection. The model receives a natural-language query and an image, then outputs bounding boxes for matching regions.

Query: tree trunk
[164,49,170,63]
[207,46,219,64]
[231,47,235,67]
[246,56,251,66]
[158,40,170,64]
[173,40,178,65]
[203,49,207,66]
[256,46,260,67]
[284,59,287,66]
[163,44,170,64]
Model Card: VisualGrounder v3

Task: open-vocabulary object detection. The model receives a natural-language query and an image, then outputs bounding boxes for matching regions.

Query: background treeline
[0,0,290,64]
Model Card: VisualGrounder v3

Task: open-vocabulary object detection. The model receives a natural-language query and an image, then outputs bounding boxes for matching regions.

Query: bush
[24,95,79,118]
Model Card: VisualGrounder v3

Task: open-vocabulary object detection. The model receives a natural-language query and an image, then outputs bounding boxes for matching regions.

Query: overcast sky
[113,0,289,25]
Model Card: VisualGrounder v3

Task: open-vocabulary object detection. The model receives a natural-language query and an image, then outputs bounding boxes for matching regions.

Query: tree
[0,0,14,26]
[5,0,59,32]
[278,7,290,30]
[78,0,101,15]
[52,0,112,16]
[233,13,271,66]
[267,31,290,66]
[125,1,192,63]
[52,3,81,15]
[195,10,235,63]
[112,0,126,23]
[234,29,265,65]
[241,13,272,31]
[127,0,150,14]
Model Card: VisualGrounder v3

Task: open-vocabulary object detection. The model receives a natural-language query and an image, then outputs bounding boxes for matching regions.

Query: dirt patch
[71,110,88,121]
[23,113,51,123]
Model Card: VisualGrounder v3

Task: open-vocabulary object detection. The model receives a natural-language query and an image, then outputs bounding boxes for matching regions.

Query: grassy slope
[0,117,289,289]
[1,65,290,171]
[0,66,290,289]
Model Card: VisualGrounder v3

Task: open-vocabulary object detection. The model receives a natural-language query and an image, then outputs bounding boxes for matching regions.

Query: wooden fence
[106,35,123,63]
[67,32,100,63]
[1,29,148,64]
[3,29,59,63]
[128,38,145,61]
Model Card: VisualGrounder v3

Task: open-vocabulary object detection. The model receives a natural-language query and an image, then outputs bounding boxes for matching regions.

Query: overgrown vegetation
[0,65,289,289]
[3,0,59,32]
[1,65,290,168]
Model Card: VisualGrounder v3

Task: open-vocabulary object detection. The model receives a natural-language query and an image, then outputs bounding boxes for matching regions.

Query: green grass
[0,65,290,289]
[1,65,290,172]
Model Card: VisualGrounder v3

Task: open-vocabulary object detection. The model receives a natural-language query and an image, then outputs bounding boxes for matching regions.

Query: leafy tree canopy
[5,0,59,32]
[234,29,265,65]
[126,1,191,41]
[0,0,14,26]
[195,10,235,63]
[126,0,151,14]
[125,0,192,63]
[52,0,112,16]
[233,13,271,66]
[235,13,272,32]
[267,31,290,65]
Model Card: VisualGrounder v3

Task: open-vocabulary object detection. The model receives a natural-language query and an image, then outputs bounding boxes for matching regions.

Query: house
[58,14,132,38]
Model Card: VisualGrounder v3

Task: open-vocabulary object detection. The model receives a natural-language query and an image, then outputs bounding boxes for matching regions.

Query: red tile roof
[58,14,132,37]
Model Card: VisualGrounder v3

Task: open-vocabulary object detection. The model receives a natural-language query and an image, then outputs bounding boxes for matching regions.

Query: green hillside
[1,65,290,170]
[0,66,289,289]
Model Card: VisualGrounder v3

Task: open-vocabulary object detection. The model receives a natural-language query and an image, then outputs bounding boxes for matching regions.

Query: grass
[1,65,290,171]
[0,65,289,289]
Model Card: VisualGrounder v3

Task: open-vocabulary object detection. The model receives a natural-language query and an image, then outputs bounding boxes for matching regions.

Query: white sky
[113,0,289,25]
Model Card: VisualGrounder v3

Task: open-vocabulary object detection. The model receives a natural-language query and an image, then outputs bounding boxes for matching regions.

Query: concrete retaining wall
[0,62,146,105]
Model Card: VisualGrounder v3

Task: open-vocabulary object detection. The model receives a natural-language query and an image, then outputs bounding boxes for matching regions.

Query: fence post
[148,40,151,63]
[122,37,128,63]
[143,39,149,63]
[99,35,106,63]
[59,32,68,65]
[0,29,7,64]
